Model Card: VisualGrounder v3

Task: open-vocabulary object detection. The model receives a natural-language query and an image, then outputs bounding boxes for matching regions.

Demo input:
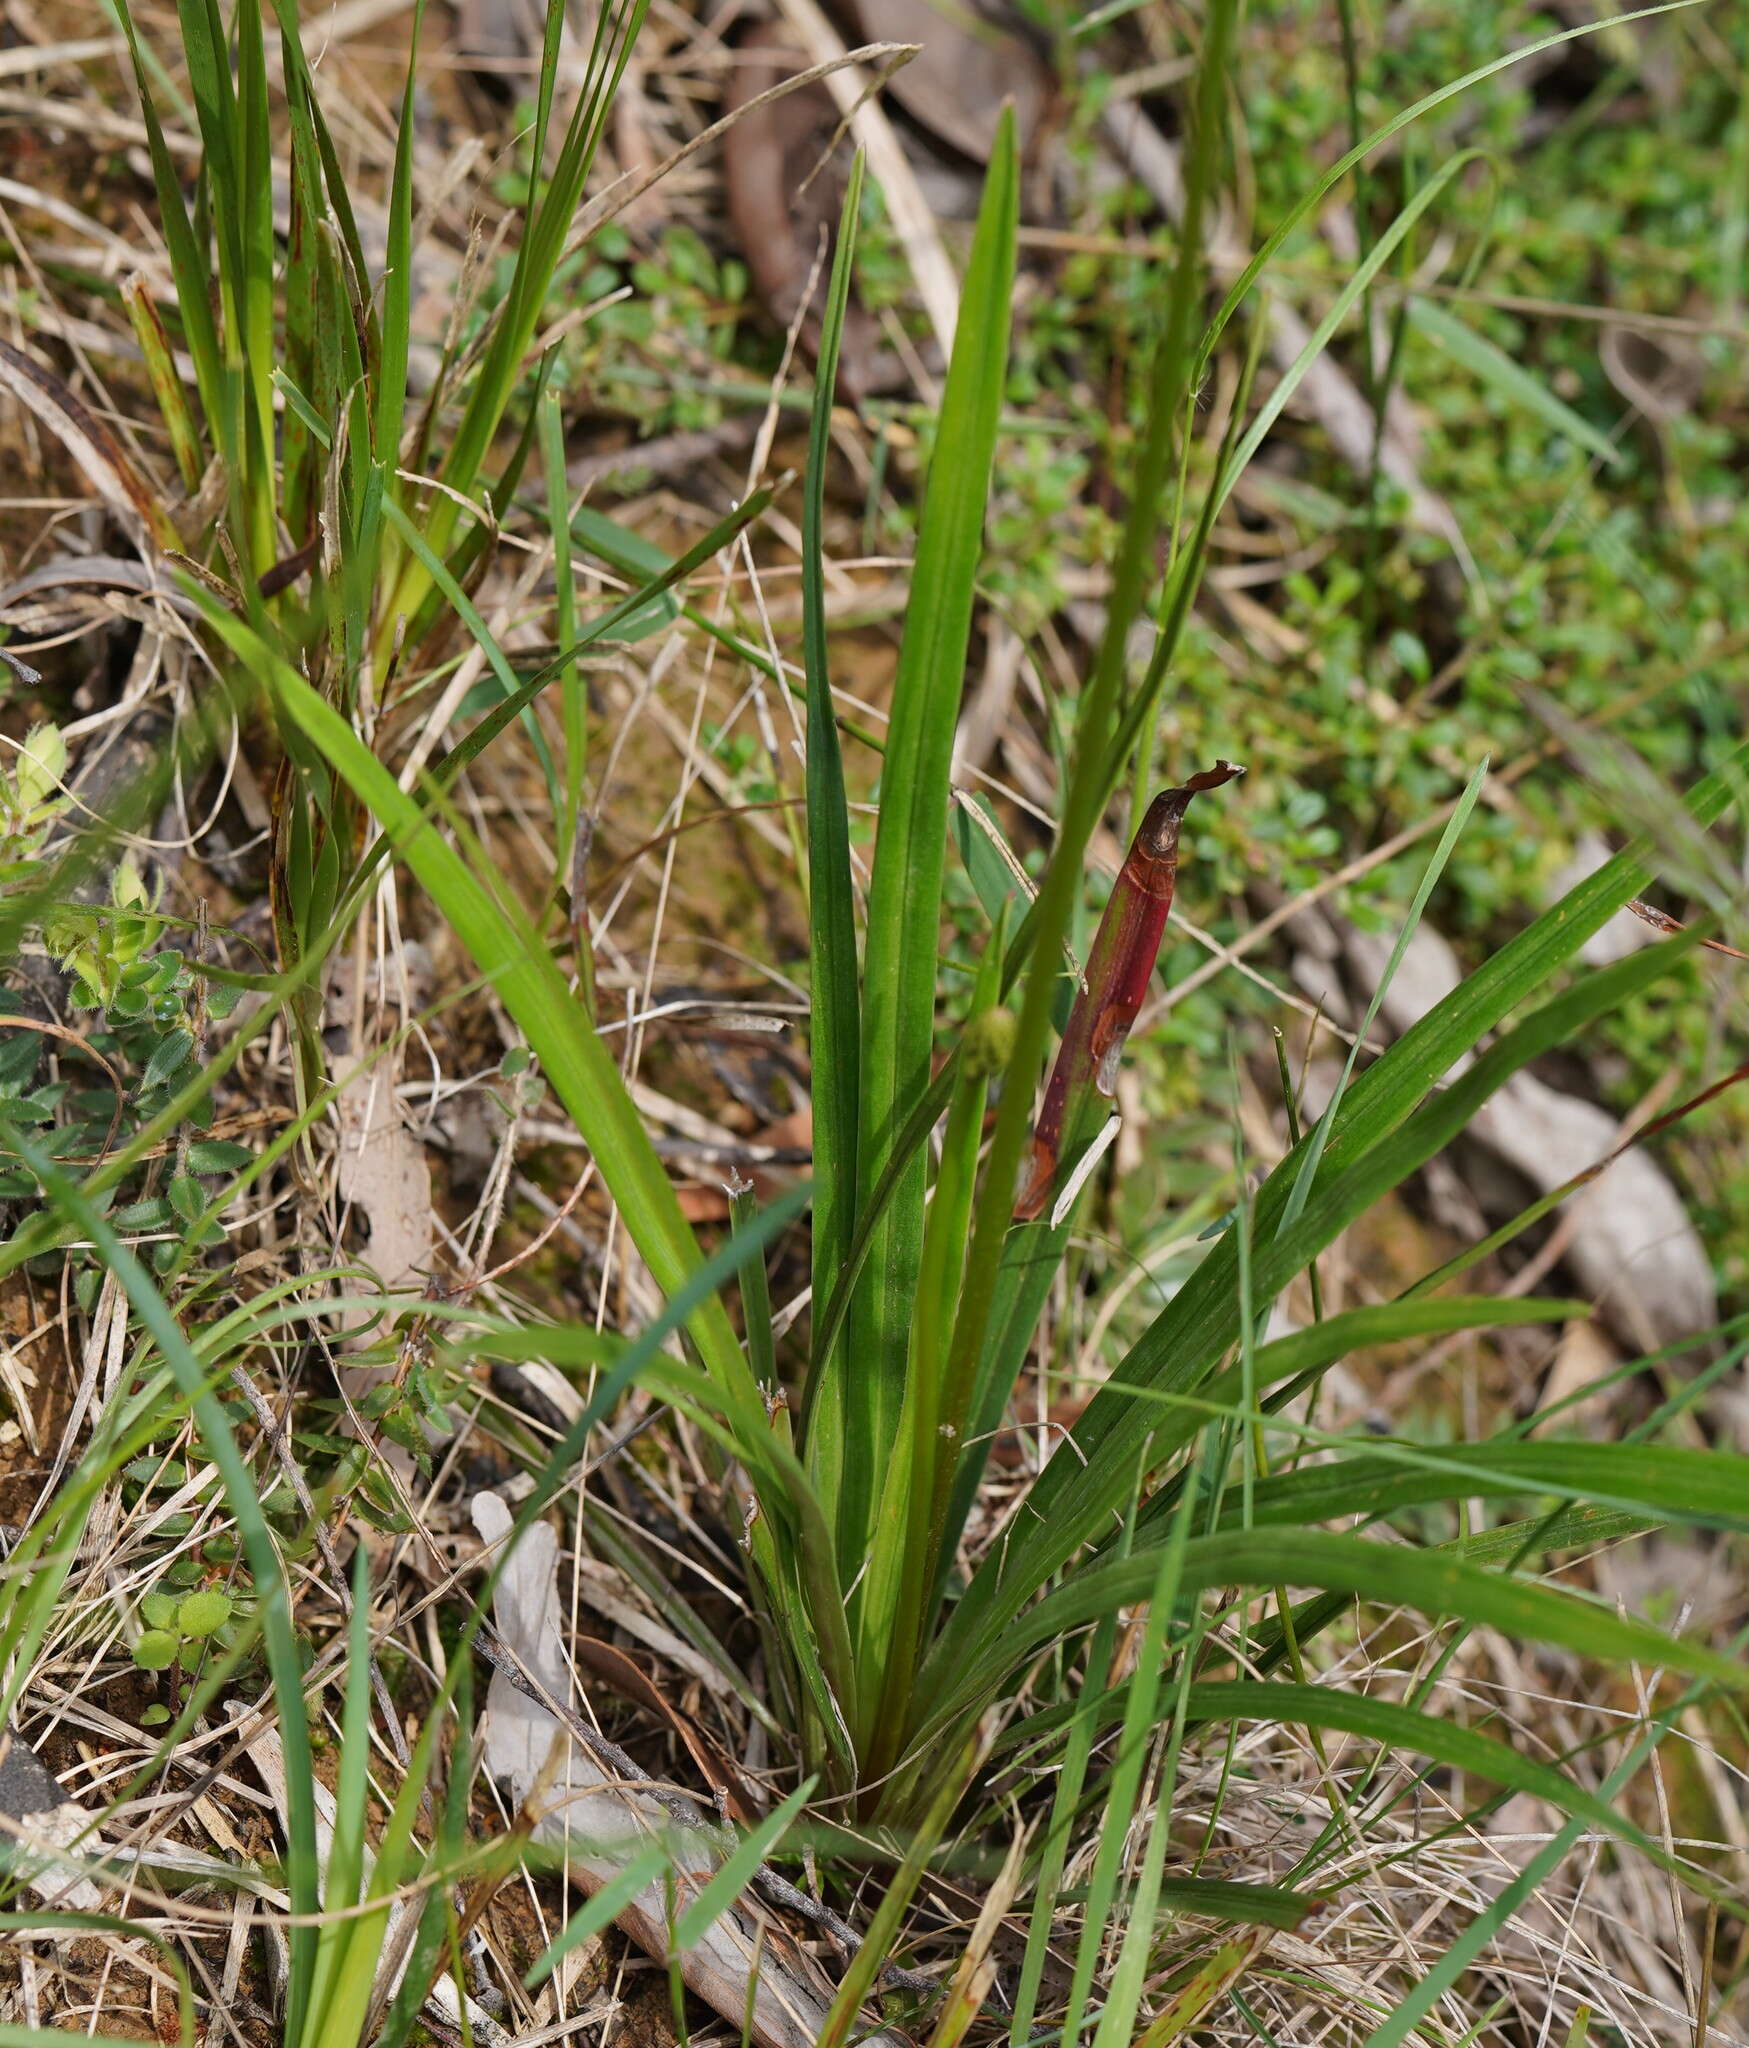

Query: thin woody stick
[1016,761,1243,1220]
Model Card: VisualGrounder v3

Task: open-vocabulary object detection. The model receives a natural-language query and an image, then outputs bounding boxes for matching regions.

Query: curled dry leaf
[850,0,1051,164]
[0,338,175,552]
[574,1633,760,1822]
[722,22,885,396]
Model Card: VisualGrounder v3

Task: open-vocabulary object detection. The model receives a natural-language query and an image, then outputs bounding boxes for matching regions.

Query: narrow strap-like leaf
[799,153,866,1524]
[842,109,1019,1574]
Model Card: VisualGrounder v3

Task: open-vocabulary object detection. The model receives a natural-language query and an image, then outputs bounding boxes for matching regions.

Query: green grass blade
[266,0,373,347]
[1000,1501,1664,1760]
[110,5,223,440]
[817,1751,974,2048]
[730,1177,779,1393]
[302,1544,374,2040]
[167,0,239,296]
[377,1673,481,2048]
[1235,1294,1585,1387]
[555,503,888,744]
[1180,1681,1703,1881]
[12,1139,319,2040]
[800,152,866,1521]
[1008,1607,1122,2046]
[1066,1473,1197,2048]
[1407,297,1623,470]
[525,1843,672,1988]
[1210,152,1478,533]
[843,109,1018,1576]
[936,1213,1067,1582]
[1279,757,1488,1235]
[373,0,426,473]
[381,495,559,807]
[1232,1439,1749,1534]
[1149,1878,1316,1932]
[232,0,275,569]
[930,1527,1749,1738]
[538,382,586,891]
[393,0,649,622]
[861,933,1005,1759]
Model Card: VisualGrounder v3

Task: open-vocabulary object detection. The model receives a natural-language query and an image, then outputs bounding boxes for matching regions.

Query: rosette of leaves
[133,1585,243,1723]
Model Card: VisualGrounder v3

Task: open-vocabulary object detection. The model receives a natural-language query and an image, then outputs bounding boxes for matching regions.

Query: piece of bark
[334,1056,434,1303]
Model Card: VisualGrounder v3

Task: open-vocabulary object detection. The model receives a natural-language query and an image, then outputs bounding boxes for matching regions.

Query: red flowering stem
[1015,761,1243,1220]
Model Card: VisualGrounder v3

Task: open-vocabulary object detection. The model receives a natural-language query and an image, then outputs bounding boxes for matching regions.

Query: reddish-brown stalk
[1015,760,1243,1220]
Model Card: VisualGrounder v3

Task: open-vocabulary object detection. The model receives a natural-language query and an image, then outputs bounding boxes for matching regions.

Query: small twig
[470,1161,593,1289]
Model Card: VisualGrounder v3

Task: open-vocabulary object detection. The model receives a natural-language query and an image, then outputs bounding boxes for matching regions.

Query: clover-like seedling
[132,1587,235,1674]
[133,1629,177,1671]
[178,1590,231,1638]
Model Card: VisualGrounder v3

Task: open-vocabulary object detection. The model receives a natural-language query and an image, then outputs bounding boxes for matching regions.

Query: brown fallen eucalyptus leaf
[722,21,886,395]
[334,1053,434,1307]
[850,0,1051,163]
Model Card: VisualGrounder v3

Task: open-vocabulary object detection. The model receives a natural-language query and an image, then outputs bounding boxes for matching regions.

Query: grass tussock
[0,1,1743,2044]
